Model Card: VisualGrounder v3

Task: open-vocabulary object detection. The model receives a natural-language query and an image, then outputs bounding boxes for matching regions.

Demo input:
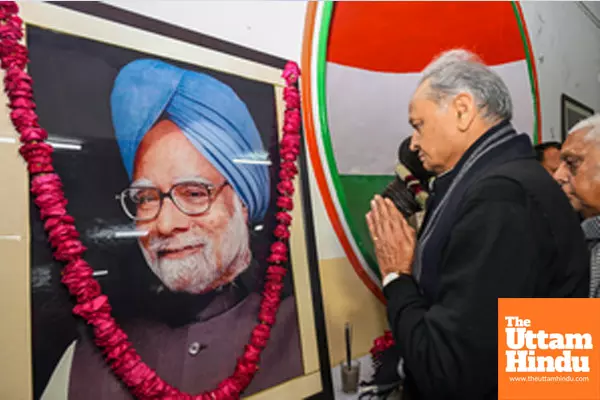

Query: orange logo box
[499,299,600,400]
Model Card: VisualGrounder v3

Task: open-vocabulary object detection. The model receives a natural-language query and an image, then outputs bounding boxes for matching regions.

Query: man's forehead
[562,128,591,156]
[409,82,431,114]
[412,81,430,100]
[132,175,212,187]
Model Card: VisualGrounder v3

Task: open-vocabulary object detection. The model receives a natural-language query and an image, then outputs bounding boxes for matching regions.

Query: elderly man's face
[132,120,251,294]
[554,160,584,212]
[408,80,469,175]
[560,128,600,215]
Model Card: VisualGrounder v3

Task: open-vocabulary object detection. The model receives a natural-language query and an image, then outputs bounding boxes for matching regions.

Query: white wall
[521,1,600,141]
[102,1,308,62]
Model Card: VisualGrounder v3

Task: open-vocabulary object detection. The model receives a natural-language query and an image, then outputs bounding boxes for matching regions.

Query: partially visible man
[534,141,562,174]
[555,160,587,217]
[559,114,600,214]
[366,49,589,400]
[42,59,302,399]
[554,136,596,220]
[556,114,600,298]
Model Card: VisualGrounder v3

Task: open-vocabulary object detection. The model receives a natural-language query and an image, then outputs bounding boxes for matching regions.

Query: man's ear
[453,92,476,132]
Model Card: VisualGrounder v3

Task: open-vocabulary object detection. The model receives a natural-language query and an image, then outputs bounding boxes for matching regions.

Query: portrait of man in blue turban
[27,26,303,400]
[112,58,271,295]
[66,59,302,399]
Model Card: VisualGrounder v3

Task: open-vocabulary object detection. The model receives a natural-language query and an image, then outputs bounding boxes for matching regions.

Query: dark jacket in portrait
[66,293,302,399]
[40,256,303,399]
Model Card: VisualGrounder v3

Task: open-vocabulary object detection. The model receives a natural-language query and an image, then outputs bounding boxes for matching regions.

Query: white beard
[140,197,251,293]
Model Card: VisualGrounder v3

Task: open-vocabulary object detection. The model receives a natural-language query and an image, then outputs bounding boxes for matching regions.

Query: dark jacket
[385,127,589,400]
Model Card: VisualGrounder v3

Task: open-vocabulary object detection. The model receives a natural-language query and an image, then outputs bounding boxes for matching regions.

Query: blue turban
[111,59,270,222]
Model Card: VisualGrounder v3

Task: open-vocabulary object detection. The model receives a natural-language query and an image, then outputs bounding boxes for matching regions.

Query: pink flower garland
[0,2,303,399]
[370,331,395,360]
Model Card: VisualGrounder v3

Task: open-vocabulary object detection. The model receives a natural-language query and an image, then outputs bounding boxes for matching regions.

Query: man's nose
[553,161,569,185]
[156,198,190,236]
[409,132,419,152]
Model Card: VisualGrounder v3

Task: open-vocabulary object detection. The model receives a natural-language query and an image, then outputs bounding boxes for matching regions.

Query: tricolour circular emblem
[301,1,540,301]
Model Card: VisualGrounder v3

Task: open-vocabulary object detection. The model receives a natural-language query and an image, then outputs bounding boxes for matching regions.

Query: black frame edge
[561,93,595,142]
[298,125,334,399]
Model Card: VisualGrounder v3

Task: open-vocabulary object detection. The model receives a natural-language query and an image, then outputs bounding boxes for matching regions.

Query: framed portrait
[561,93,595,141]
[0,2,332,399]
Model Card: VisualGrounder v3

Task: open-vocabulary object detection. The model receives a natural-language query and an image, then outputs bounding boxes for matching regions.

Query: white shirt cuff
[383,272,400,287]
[397,358,406,379]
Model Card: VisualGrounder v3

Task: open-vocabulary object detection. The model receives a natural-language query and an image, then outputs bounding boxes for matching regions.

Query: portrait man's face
[130,120,251,294]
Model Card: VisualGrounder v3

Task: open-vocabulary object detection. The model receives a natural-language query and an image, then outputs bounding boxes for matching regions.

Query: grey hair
[568,113,600,142]
[419,49,513,122]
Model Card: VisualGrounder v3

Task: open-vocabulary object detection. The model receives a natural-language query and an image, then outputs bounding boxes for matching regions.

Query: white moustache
[148,235,209,254]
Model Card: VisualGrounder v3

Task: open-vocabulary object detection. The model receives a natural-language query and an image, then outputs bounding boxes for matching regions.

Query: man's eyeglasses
[116,181,228,222]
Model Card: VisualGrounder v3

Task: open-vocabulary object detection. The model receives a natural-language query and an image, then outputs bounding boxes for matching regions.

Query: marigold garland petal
[0,2,304,398]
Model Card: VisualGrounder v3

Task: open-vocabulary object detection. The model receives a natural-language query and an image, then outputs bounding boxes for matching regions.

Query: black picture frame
[40,2,334,399]
[561,93,595,142]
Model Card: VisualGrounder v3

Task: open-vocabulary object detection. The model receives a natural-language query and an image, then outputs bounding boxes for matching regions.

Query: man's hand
[366,195,416,277]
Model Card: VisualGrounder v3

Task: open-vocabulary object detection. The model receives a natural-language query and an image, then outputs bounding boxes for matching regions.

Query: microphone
[381,137,431,217]
[381,177,421,219]
[397,137,433,190]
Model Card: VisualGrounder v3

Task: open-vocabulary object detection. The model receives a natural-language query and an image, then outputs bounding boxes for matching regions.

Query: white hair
[568,113,600,142]
[419,49,513,122]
